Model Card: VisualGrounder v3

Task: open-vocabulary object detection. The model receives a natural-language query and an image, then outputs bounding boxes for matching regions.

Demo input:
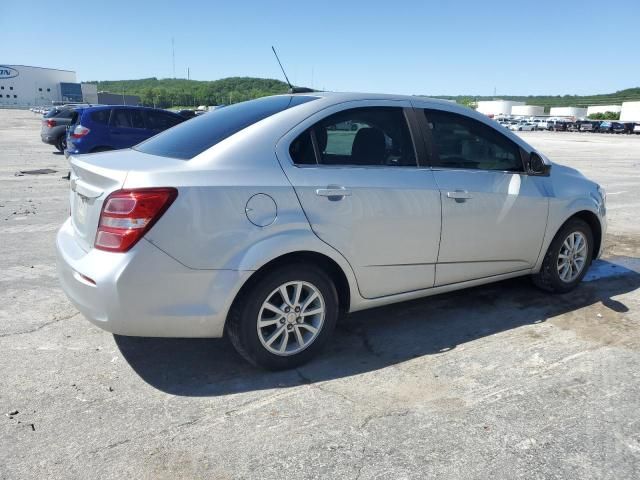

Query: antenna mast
[271,46,292,90]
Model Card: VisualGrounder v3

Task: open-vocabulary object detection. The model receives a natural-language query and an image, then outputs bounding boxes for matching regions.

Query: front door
[276,102,442,299]
[421,108,549,286]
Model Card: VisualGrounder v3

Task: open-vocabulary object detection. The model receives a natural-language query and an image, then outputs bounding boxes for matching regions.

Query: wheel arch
[228,250,354,330]
[535,207,604,272]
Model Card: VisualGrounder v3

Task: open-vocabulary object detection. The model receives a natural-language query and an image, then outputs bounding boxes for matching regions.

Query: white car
[56,92,607,369]
[509,121,536,131]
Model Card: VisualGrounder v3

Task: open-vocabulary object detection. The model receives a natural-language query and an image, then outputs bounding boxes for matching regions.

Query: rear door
[108,108,137,148]
[420,108,548,286]
[276,101,442,299]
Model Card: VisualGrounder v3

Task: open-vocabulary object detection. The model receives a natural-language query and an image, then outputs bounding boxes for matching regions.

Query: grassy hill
[91,77,290,108]
[430,88,640,111]
[89,77,640,111]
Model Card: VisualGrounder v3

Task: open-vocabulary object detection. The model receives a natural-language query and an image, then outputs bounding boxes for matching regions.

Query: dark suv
[65,106,185,156]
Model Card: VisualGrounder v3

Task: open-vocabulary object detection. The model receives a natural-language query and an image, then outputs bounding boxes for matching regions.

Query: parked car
[41,107,78,152]
[65,106,185,156]
[509,121,536,131]
[547,120,568,131]
[176,109,197,119]
[533,119,550,130]
[579,121,599,132]
[598,121,613,133]
[56,93,606,369]
[567,122,581,132]
[634,123,640,134]
[621,122,635,134]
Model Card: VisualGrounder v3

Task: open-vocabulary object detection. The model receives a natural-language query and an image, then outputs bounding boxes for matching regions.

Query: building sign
[0,66,19,79]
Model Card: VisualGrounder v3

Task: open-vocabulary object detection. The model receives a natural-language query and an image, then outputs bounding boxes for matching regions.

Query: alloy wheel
[257,281,325,356]
[557,231,588,283]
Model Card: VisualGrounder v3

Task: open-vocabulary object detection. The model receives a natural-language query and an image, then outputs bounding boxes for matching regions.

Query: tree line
[90,77,290,108]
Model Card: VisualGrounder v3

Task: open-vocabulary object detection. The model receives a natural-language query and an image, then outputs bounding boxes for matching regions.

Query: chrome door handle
[316,187,352,198]
[446,190,472,201]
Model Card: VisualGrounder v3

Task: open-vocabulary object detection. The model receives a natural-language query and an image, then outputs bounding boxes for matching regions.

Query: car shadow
[114,258,640,397]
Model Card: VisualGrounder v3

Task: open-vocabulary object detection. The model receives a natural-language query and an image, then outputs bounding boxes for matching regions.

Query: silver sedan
[56,92,607,369]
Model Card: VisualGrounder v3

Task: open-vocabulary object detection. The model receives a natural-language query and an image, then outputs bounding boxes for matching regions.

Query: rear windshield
[134,95,318,159]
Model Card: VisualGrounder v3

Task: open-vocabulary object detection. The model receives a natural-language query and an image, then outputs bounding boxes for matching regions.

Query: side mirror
[528,152,551,176]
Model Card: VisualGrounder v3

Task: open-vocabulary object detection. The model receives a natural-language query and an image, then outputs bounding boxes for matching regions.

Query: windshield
[134,95,318,160]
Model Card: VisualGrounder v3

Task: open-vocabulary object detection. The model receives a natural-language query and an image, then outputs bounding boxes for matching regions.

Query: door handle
[446,190,473,200]
[315,187,352,199]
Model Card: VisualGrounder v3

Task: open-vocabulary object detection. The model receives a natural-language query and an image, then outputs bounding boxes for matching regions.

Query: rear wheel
[55,134,66,152]
[227,264,339,370]
[532,218,593,293]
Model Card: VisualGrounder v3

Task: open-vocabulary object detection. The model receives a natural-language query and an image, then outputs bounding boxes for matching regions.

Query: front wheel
[227,264,339,370]
[532,218,594,293]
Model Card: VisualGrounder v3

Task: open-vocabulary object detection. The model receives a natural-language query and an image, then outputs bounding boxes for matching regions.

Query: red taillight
[71,125,90,138]
[46,119,56,128]
[95,188,178,252]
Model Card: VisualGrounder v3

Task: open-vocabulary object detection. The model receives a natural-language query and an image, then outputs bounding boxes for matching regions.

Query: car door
[108,108,139,149]
[420,107,549,286]
[276,101,442,299]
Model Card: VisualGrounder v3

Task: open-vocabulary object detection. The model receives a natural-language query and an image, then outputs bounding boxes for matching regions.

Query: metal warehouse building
[0,65,80,107]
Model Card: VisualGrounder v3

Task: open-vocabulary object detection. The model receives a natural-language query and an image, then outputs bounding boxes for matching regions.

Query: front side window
[90,109,110,125]
[290,107,416,167]
[130,109,145,129]
[424,109,523,172]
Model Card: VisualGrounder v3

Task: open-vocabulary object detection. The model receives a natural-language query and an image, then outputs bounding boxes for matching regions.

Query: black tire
[55,134,66,152]
[226,264,339,370]
[532,218,594,293]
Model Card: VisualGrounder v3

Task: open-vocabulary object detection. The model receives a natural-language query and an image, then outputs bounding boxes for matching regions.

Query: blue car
[65,106,185,156]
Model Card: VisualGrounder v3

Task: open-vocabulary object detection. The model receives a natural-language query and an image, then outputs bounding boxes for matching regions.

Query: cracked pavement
[1,110,640,479]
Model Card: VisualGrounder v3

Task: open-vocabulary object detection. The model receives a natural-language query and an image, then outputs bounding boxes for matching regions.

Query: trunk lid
[70,154,128,252]
[69,148,187,252]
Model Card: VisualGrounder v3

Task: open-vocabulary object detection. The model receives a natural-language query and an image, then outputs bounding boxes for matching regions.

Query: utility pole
[187,67,190,80]
[172,37,176,79]
[122,86,125,105]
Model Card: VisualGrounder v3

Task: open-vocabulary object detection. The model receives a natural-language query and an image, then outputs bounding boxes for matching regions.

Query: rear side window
[424,109,523,172]
[135,95,318,159]
[90,109,110,125]
[290,107,417,167]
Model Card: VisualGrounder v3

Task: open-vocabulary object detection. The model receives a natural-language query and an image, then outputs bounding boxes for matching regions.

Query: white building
[549,106,588,119]
[511,105,544,116]
[81,83,99,104]
[476,100,524,116]
[0,65,80,107]
[620,101,640,122]
[587,105,622,116]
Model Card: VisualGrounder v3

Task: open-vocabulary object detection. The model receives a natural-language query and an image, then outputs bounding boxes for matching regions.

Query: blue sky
[4,0,639,95]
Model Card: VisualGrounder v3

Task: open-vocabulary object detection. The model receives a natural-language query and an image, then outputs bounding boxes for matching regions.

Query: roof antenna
[271,46,315,94]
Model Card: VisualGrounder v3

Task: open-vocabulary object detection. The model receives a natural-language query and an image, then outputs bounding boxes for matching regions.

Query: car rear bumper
[41,134,56,144]
[56,218,250,338]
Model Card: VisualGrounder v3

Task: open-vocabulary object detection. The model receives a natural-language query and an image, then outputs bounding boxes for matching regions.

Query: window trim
[291,105,421,169]
[422,108,527,174]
